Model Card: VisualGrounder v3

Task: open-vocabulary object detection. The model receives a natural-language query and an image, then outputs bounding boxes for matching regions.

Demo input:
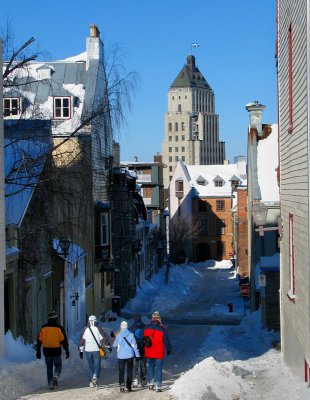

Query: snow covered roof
[5,138,50,226]
[186,163,247,198]
[53,239,86,263]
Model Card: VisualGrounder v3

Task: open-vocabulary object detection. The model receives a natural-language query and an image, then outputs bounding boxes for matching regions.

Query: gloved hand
[167,350,171,356]
[65,350,70,359]
[79,352,83,359]
[36,350,41,359]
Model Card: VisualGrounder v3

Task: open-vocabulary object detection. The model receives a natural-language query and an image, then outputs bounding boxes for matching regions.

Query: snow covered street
[1,260,309,399]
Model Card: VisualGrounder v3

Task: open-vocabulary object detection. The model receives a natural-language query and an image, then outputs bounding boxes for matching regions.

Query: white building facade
[277,0,310,382]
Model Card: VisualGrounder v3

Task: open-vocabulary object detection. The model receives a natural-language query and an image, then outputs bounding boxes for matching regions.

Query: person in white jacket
[79,315,111,388]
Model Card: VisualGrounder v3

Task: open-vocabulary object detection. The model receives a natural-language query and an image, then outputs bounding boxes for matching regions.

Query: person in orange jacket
[143,311,171,392]
[36,311,69,390]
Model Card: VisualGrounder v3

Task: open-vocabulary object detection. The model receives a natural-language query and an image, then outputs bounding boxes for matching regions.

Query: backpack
[143,336,152,348]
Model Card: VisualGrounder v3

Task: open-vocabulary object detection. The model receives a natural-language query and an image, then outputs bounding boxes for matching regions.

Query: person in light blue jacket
[112,321,140,393]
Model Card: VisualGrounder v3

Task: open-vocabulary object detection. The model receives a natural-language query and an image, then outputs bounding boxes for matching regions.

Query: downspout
[245,101,265,312]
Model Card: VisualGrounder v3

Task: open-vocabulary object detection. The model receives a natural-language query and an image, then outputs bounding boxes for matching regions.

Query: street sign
[240,284,250,297]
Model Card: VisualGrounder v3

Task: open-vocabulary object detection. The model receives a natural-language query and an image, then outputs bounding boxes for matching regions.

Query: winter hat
[120,321,128,329]
[152,311,161,322]
[48,310,57,320]
[88,315,97,326]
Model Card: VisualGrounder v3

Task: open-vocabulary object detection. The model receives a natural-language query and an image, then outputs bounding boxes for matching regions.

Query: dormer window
[3,97,21,117]
[230,175,240,189]
[231,180,240,187]
[214,180,224,187]
[214,175,224,187]
[196,175,207,186]
[53,97,71,119]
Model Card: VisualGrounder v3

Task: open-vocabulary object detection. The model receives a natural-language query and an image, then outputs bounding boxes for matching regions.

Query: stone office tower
[162,55,226,188]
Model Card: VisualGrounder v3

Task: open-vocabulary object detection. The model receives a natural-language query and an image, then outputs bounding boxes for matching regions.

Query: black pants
[118,358,134,389]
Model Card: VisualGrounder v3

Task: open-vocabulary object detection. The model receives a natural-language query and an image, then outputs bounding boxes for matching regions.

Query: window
[54,97,71,119]
[175,122,178,131]
[182,156,185,161]
[216,219,226,235]
[169,156,172,162]
[176,180,183,192]
[217,242,226,257]
[288,24,293,133]
[216,200,225,211]
[199,219,208,236]
[231,180,240,187]
[3,97,20,117]
[182,135,185,141]
[182,147,185,152]
[168,122,172,131]
[169,166,173,172]
[288,213,295,300]
[100,213,109,245]
[175,156,179,161]
[178,104,182,112]
[169,136,172,141]
[182,122,185,131]
[214,180,223,187]
[198,200,207,212]
[197,179,206,186]
[175,136,179,142]
[175,147,179,152]
[169,147,172,152]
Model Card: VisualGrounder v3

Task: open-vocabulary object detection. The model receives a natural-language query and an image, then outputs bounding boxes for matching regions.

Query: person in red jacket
[36,311,69,390]
[143,311,171,392]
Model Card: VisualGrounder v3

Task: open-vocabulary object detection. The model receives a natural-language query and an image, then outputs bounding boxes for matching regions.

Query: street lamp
[252,203,282,237]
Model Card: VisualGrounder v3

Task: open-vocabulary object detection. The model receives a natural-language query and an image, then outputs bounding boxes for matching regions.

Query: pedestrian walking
[113,320,140,393]
[130,313,147,387]
[144,310,171,392]
[36,310,69,390]
[79,315,111,388]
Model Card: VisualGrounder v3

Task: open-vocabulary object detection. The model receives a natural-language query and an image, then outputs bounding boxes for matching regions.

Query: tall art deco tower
[162,55,226,188]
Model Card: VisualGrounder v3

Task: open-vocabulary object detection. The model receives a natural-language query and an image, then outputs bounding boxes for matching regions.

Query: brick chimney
[154,153,162,163]
[90,24,100,38]
[86,24,103,69]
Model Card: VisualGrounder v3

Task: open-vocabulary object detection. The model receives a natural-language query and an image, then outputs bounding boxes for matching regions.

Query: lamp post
[252,203,282,237]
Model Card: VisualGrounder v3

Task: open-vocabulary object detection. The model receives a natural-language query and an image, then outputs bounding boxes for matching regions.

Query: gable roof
[171,55,212,90]
[185,163,247,198]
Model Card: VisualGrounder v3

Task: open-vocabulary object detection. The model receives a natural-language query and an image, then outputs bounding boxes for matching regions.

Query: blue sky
[1,0,277,163]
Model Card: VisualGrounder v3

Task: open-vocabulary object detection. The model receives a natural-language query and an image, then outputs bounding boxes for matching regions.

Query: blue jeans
[45,355,62,385]
[85,351,101,382]
[147,358,163,388]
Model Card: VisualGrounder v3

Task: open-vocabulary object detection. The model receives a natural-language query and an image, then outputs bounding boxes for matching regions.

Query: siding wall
[278,0,310,378]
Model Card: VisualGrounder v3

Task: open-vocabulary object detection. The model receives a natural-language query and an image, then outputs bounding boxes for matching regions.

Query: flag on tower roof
[192,42,200,48]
